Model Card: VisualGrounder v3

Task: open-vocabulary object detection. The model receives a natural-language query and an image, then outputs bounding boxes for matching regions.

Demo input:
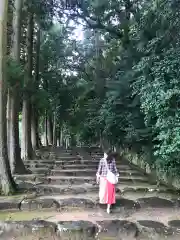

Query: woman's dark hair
[105,149,118,163]
[106,149,114,163]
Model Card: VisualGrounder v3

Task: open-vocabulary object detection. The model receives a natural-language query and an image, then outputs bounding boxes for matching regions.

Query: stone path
[1,147,180,239]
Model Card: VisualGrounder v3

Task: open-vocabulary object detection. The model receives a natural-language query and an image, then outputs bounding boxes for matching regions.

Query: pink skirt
[99,177,115,204]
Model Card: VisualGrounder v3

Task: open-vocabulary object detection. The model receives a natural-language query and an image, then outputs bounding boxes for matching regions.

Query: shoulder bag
[104,159,118,185]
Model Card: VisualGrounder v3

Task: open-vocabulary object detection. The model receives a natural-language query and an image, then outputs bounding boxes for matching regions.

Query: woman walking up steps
[96,149,119,214]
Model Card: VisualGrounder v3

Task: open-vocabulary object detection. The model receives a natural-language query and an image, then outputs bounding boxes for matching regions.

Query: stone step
[25,162,131,170]
[21,166,143,178]
[18,181,163,194]
[35,183,180,201]
[57,156,81,160]
[121,187,180,201]
[14,173,149,185]
[49,209,180,240]
[56,159,100,164]
[24,155,79,165]
[14,174,45,182]
[40,175,148,185]
[91,155,104,158]
[55,151,73,155]
[9,194,180,212]
[1,210,180,239]
[51,169,144,177]
[36,183,99,195]
[1,193,180,213]
[25,163,54,169]
[38,194,180,209]
[55,160,127,166]
[26,167,51,174]
[55,163,131,170]
[25,160,55,164]
[25,162,134,174]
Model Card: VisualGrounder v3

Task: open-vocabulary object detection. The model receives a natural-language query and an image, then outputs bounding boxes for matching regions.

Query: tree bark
[38,135,42,147]
[0,0,17,194]
[6,89,10,156]
[21,10,34,160]
[52,110,57,147]
[47,115,53,145]
[35,113,40,148]
[10,0,28,173]
[44,111,48,146]
[31,110,40,150]
[31,22,40,150]
[56,127,60,146]
[31,105,37,150]
[60,127,63,146]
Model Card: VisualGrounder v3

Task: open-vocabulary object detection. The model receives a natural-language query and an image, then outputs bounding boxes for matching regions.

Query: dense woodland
[0,0,179,194]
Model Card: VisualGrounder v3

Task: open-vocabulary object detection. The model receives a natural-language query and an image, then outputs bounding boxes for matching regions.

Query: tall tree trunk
[38,135,42,147]
[47,115,53,145]
[52,110,57,147]
[60,126,63,147]
[31,105,37,150]
[56,127,60,146]
[21,10,34,160]
[6,90,10,156]
[35,113,40,148]
[10,0,28,173]
[0,0,17,194]
[31,22,40,150]
[44,111,48,146]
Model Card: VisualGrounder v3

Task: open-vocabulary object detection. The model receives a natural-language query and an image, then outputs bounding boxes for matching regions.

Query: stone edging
[1,219,180,239]
[122,150,180,190]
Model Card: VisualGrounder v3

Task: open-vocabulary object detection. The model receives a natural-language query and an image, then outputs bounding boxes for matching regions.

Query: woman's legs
[99,177,106,204]
[107,204,111,213]
[105,180,116,214]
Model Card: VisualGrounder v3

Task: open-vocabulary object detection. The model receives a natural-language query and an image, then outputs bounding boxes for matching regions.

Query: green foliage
[60,0,180,176]
[11,0,180,176]
[132,0,180,174]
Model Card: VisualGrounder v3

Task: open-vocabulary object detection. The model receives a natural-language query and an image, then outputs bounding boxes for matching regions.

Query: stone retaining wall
[121,149,180,190]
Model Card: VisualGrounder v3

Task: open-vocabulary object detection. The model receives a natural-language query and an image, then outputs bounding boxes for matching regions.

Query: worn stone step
[52,213,180,239]
[55,152,73,155]
[2,212,180,240]
[34,184,179,201]
[53,210,180,239]
[51,169,144,177]
[30,181,159,194]
[25,162,134,172]
[14,174,45,182]
[36,183,99,195]
[35,183,179,201]
[1,192,180,214]
[55,163,128,169]
[19,194,179,211]
[55,160,129,167]
[25,162,130,170]
[26,167,51,174]
[91,155,104,158]
[25,163,54,169]
[14,174,149,185]
[45,175,148,185]
[121,188,180,201]
[56,159,100,165]
[57,156,81,161]
[25,159,55,164]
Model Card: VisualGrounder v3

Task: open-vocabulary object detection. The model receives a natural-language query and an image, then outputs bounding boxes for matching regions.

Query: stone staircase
[1,147,180,239]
